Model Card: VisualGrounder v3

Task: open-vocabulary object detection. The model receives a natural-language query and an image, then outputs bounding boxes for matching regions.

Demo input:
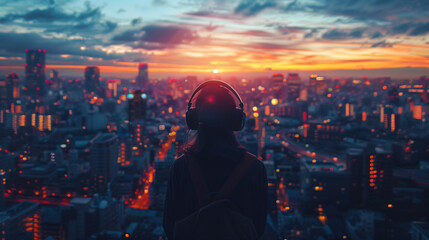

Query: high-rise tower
[25,49,46,97]
[84,66,100,93]
[128,90,147,122]
[135,63,148,89]
[0,72,20,106]
[287,73,301,102]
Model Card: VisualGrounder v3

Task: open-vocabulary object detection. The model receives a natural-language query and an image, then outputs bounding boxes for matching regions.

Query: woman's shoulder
[244,152,265,167]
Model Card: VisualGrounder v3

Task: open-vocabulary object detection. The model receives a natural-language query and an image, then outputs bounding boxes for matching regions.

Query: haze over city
[1,0,429,78]
[1,1,429,240]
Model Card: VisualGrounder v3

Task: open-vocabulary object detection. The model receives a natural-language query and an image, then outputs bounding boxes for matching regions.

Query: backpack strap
[186,152,256,206]
[186,153,209,206]
[218,152,255,198]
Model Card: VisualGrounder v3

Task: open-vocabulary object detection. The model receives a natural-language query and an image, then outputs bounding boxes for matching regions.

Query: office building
[136,63,149,89]
[300,157,350,211]
[128,90,147,121]
[90,133,119,193]
[0,72,20,106]
[25,49,46,97]
[85,66,100,93]
[287,73,301,102]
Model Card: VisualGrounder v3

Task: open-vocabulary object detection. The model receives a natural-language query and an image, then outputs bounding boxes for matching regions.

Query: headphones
[186,80,246,131]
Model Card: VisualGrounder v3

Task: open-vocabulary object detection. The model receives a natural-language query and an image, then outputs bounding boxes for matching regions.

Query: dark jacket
[163,151,268,239]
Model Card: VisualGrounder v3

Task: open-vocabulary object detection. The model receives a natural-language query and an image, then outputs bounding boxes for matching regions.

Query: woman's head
[183,83,245,160]
[194,85,236,130]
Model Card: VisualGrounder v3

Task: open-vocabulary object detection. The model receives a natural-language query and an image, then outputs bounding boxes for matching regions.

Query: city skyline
[1,0,429,78]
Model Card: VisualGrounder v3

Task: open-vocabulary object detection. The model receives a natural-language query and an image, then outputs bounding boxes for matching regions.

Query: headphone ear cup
[186,109,199,130]
[231,109,245,131]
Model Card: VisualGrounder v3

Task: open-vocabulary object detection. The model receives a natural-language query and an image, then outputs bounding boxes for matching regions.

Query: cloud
[371,40,393,48]
[140,25,198,44]
[322,28,365,40]
[234,0,277,17]
[2,3,102,23]
[111,24,199,50]
[131,17,143,26]
[112,30,141,42]
[314,0,429,21]
[370,31,383,39]
[233,30,273,37]
[409,21,429,36]
[152,0,167,5]
[0,32,124,60]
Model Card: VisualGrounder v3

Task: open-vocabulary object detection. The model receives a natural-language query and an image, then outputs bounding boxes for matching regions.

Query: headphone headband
[187,80,244,110]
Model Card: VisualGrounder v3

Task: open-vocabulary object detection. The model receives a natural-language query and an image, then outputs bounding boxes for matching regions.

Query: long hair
[183,85,245,161]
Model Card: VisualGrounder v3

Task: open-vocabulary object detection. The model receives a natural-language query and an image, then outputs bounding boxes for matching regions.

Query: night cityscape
[1,0,429,240]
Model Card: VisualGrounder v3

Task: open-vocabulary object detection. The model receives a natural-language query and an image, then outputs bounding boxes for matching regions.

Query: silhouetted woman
[163,81,267,240]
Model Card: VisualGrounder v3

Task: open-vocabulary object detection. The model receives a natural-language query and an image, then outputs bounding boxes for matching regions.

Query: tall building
[90,133,118,193]
[300,157,350,211]
[346,144,393,208]
[362,145,393,208]
[50,69,61,91]
[25,49,46,97]
[309,74,318,94]
[135,63,148,89]
[287,73,301,102]
[85,66,100,93]
[128,90,147,122]
[0,202,40,240]
[347,148,364,207]
[272,73,285,90]
[0,72,20,106]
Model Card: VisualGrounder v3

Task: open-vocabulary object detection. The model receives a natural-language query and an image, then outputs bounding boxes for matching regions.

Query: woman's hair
[183,85,245,161]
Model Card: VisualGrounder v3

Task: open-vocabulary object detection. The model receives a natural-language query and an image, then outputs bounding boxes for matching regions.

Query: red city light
[23,87,28,90]
[43,49,46,53]
[36,87,40,91]
[175,111,180,115]
[37,63,40,67]
[38,49,41,52]
[24,63,28,66]
[25,49,29,52]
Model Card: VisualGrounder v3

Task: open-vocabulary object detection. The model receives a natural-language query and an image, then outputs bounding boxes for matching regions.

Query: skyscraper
[128,90,147,122]
[0,72,20,106]
[50,69,61,91]
[90,133,118,193]
[309,74,317,94]
[84,66,100,93]
[136,63,148,89]
[25,49,46,97]
[287,73,301,102]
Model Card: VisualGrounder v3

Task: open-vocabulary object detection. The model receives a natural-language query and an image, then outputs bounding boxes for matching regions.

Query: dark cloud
[0,2,116,35]
[277,26,306,35]
[314,0,429,21]
[371,40,393,48]
[140,25,198,44]
[183,10,241,21]
[112,30,141,42]
[111,24,199,50]
[304,29,318,38]
[2,3,101,23]
[152,0,167,5]
[0,32,124,60]
[392,22,413,35]
[322,28,365,40]
[371,31,383,39]
[131,17,143,26]
[234,0,277,17]
[409,21,429,36]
